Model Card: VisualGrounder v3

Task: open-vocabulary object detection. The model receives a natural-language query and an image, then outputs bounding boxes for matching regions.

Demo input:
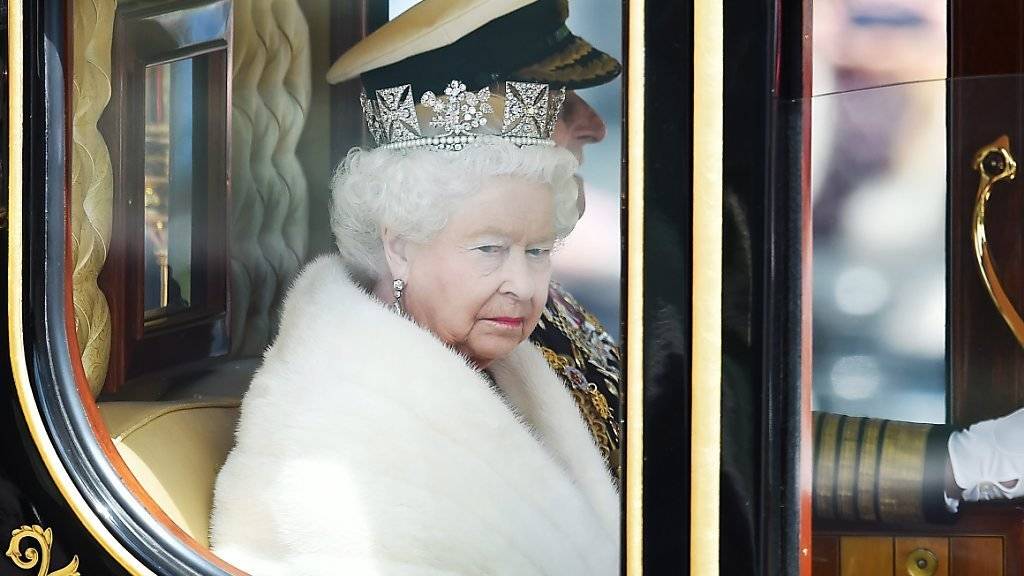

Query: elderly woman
[209,75,619,574]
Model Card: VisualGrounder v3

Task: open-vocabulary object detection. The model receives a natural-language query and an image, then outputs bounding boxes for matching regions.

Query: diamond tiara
[360,80,566,151]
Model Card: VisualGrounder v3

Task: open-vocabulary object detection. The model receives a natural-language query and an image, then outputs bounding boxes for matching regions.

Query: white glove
[948,407,1024,503]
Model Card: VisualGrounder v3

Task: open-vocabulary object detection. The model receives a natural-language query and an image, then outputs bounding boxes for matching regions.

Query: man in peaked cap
[329,0,624,478]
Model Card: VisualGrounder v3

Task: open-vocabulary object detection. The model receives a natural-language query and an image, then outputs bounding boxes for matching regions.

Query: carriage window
[811,0,948,423]
[100,2,231,393]
[143,58,200,318]
[810,1,1024,573]
[811,80,947,423]
[53,0,628,573]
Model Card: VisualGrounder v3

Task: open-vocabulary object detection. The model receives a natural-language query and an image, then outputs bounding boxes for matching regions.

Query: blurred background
[811,0,947,422]
[389,0,624,339]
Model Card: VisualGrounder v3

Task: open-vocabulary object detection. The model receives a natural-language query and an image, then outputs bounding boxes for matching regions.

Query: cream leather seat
[98,400,240,547]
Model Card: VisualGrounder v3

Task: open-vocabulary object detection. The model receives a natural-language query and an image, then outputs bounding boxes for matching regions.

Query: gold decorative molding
[71,0,117,396]
[5,525,81,576]
[625,0,645,573]
[692,0,723,573]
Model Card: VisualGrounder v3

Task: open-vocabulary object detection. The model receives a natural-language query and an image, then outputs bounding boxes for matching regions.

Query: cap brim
[326,0,535,85]
[512,35,621,90]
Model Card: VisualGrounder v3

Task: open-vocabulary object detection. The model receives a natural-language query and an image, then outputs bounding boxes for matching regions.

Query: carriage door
[810,0,1024,574]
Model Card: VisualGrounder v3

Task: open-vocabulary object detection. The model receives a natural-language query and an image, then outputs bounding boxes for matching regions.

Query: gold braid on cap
[360,80,566,151]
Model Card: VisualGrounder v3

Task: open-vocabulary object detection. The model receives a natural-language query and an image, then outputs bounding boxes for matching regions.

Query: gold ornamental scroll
[5,525,81,576]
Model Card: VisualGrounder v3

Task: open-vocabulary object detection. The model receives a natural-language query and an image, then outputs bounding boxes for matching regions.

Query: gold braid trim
[855,418,884,522]
[835,416,863,520]
[518,56,622,84]
[518,37,594,73]
[814,413,842,520]
[813,413,934,523]
[877,421,929,523]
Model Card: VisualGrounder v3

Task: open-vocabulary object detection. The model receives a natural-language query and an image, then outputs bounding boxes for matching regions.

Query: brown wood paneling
[951,537,1003,576]
[840,536,893,576]
[813,535,839,576]
[949,72,1024,427]
[895,537,948,576]
[818,505,1024,576]
[951,0,1024,78]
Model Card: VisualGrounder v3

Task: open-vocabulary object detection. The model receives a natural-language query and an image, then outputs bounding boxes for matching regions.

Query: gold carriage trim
[6,525,81,576]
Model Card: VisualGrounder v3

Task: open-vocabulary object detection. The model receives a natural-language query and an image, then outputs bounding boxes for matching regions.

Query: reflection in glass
[811,80,946,423]
[144,59,194,317]
[813,0,946,95]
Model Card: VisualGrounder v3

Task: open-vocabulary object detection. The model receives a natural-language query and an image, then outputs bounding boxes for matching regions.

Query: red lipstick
[486,317,524,328]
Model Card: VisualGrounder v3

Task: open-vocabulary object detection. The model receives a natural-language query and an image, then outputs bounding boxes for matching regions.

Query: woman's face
[399,177,556,369]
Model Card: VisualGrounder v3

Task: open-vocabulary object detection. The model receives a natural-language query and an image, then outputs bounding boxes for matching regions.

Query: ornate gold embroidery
[540,346,569,371]
[534,283,621,479]
[539,344,616,463]
[6,525,81,576]
[587,384,612,420]
[570,387,613,460]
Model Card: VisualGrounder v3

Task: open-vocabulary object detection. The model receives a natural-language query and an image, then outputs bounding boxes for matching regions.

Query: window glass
[812,0,948,423]
[62,1,627,573]
[143,58,196,317]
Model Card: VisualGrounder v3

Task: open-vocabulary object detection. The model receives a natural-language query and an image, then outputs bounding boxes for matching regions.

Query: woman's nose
[498,251,536,300]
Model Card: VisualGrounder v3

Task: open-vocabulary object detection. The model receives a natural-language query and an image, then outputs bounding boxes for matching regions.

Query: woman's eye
[475,245,504,254]
[527,248,552,257]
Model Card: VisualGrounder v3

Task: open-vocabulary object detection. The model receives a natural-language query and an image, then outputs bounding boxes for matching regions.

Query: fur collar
[211,255,619,575]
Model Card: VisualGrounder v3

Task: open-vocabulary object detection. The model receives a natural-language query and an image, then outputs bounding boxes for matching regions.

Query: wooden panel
[841,537,893,576]
[952,0,1024,78]
[818,505,1024,576]
[951,537,1003,576]
[950,0,1024,427]
[949,74,1024,426]
[813,535,839,576]
[895,537,948,576]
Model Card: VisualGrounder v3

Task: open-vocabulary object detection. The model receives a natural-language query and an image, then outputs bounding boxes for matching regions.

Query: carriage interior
[67,0,624,552]
[71,0,376,548]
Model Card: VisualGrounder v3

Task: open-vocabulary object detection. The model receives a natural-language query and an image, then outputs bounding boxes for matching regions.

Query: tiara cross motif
[361,79,566,151]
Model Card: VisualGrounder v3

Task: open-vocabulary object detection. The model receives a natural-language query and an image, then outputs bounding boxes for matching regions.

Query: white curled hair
[330,138,580,285]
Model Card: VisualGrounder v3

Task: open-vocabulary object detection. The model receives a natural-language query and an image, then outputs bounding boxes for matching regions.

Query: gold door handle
[971,135,1024,349]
